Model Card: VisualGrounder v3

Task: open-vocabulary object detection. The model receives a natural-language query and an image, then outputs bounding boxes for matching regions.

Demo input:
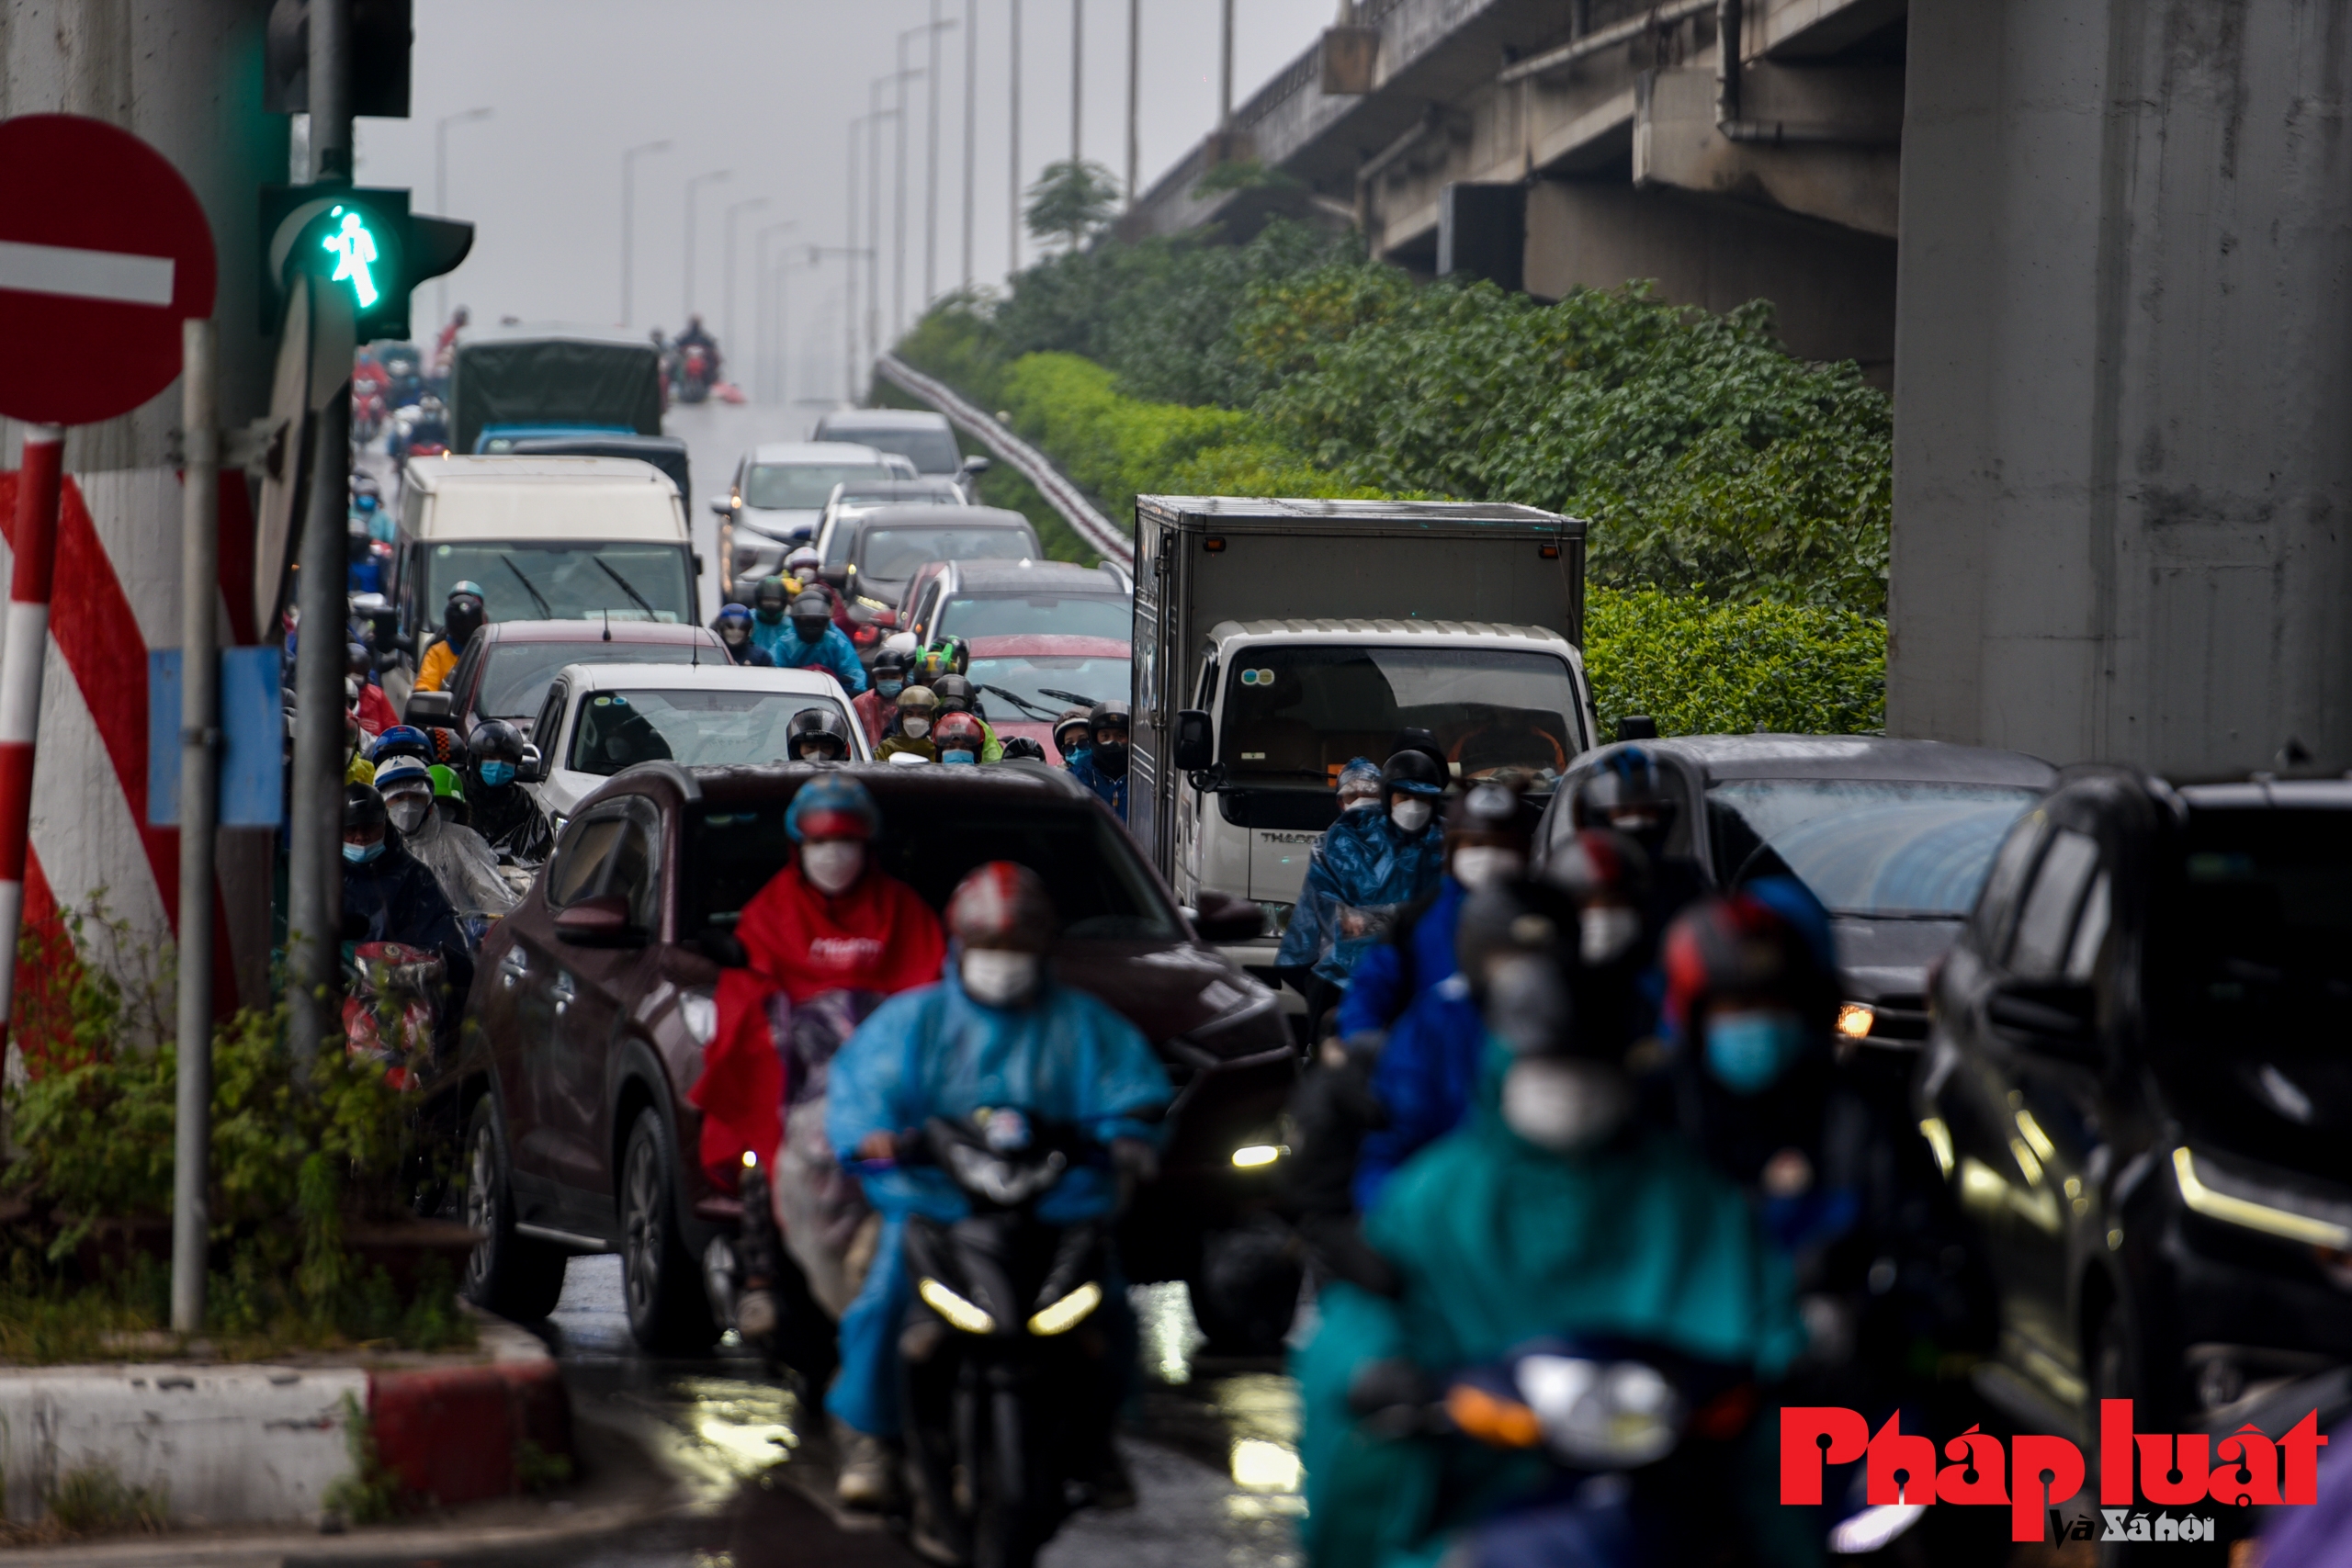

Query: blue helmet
[717,603,754,625]
[785,774,880,841]
[371,724,432,763]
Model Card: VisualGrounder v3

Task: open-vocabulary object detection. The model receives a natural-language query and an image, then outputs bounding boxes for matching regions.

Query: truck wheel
[460,1099,568,1322]
[620,1107,717,1354]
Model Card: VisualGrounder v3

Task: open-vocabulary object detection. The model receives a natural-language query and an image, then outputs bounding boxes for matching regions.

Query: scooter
[675,343,714,405]
[893,1111,1117,1568]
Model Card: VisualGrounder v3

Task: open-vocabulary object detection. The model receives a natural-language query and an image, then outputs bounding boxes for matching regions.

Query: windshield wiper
[593,557,661,620]
[499,555,553,618]
[1036,687,1102,710]
[977,683,1063,722]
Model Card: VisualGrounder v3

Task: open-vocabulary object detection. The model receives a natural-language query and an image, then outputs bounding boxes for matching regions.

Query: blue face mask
[343,839,385,864]
[877,680,904,699]
[480,761,515,788]
[942,749,978,766]
[1704,1009,1809,1095]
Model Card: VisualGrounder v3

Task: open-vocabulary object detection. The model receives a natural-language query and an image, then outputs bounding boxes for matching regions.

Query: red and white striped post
[0,424,63,1029]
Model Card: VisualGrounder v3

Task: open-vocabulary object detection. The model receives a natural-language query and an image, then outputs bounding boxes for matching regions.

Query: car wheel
[460,1099,568,1322]
[620,1106,717,1354]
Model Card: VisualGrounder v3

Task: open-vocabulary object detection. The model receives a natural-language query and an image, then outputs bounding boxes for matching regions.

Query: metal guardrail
[875,354,1134,565]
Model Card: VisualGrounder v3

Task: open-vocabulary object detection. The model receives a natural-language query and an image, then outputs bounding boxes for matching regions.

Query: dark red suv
[449,760,1295,1349]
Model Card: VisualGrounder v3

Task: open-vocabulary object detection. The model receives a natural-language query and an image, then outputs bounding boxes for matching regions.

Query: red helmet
[1544,828,1652,907]
[933,711,985,752]
[946,862,1057,953]
[1660,889,1836,1043]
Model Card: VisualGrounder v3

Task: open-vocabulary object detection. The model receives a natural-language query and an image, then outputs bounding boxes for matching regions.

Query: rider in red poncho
[688,775,944,1188]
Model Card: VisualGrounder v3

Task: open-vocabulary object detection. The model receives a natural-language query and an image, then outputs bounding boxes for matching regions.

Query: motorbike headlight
[1027,1280,1102,1337]
[917,1277,996,1335]
[1231,1144,1286,1169]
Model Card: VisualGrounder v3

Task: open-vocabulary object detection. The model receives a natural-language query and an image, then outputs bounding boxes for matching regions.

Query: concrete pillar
[1889,0,2352,773]
[1,1,288,1017]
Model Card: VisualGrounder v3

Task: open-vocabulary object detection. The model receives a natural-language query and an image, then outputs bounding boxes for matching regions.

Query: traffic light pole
[172,319,220,1334]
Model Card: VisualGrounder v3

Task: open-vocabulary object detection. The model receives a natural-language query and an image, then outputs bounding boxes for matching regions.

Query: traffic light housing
[260,184,472,341]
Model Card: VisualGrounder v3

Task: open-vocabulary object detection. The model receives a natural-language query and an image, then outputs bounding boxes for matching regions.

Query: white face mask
[1579,905,1644,965]
[960,947,1042,1008]
[1501,1058,1630,1154]
[1390,798,1433,835]
[1340,791,1379,812]
[1452,845,1523,891]
[385,794,431,835]
[902,716,931,739]
[801,840,865,896]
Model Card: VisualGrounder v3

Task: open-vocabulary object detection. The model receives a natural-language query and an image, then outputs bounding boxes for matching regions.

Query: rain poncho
[402,805,516,929]
[688,861,945,1183]
[1353,973,1485,1210]
[823,969,1171,1438]
[1065,751,1126,820]
[1294,1045,1804,1568]
[1277,811,1446,985]
[341,840,464,955]
[470,781,552,865]
[1334,875,1467,1040]
[764,622,869,695]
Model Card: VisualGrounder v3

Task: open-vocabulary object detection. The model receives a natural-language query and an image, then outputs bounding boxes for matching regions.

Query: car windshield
[943,592,1129,641]
[967,654,1134,723]
[684,796,1181,942]
[1220,645,1582,791]
[835,428,960,473]
[428,541,693,626]
[745,463,894,511]
[1704,779,2044,917]
[479,640,708,721]
[2149,809,2352,1043]
[858,525,1033,581]
[565,689,853,775]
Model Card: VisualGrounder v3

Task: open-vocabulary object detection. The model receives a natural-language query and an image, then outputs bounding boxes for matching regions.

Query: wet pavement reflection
[539,1258,1304,1568]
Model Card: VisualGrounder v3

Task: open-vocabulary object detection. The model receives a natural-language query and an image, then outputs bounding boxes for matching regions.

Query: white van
[395,456,700,664]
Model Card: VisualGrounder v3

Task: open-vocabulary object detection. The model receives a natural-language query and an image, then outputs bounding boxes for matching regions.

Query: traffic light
[262,0,414,118]
[259,184,472,341]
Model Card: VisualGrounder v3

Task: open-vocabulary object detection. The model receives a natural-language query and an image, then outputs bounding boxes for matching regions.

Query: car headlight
[1027,1280,1102,1337]
[1231,1144,1286,1168]
[1837,1002,1875,1040]
[918,1277,996,1335]
[2172,1146,2352,1249]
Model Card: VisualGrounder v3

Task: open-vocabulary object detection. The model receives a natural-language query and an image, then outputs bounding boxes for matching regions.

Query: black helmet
[1052,708,1091,761]
[787,705,851,761]
[469,718,527,766]
[1573,747,1677,839]
[790,590,831,621]
[1443,778,1529,849]
[1393,727,1450,780]
[1088,698,1131,733]
[999,735,1046,761]
[872,645,910,679]
[344,782,388,833]
[1380,749,1446,803]
[443,581,487,648]
[752,576,790,614]
[933,674,978,714]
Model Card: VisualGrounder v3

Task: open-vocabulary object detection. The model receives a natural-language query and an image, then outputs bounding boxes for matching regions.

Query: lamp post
[620,138,673,325]
[724,196,768,373]
[755,220,800,401]
[963,0,978,288]
[923,2,959,307]
[434,106,492,331]
[868,69,919,371]
[683,167,731,324]
[1125,0,1140,204]
[1070,0,1083,161]
[808,246,876,402]
[1009,0,1023,275]
[896,22,950,337]
[771,250,821,412]
[1220,0,1234,127]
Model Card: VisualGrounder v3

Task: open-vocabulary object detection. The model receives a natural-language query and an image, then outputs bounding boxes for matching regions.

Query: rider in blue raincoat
[763,589,867,695]
[825,862,1170,1509]
[1276,751,1447,1032]
[1063,700,1131,822]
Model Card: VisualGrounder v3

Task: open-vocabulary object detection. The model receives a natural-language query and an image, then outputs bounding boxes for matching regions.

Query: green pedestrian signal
[259,184,471,342]
[321,207,381,310]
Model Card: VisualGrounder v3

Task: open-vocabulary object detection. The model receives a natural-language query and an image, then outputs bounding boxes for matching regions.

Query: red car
[404,618,729,740]
[962,634,1133,755]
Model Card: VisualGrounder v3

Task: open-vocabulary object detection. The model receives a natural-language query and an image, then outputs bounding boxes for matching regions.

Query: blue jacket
[826,970,1171,1225]
[1066,752,1127,821]
[1333,875,1467,1040]
[1276,810,1446,986]
[1353,973,1486,1209]
[764,622,868,695]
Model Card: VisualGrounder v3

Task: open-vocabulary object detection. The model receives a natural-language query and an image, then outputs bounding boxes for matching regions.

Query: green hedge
[1583,588,1885,738]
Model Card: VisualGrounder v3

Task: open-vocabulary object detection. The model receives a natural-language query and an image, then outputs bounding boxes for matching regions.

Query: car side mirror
[1192,888,1263,944]
[1616,714,1659,741]
[552,893,643,948]
[1172,709,1213,772]
[958,455,991,476]
[707,496,734,519]
[403,689,454,725]
[1987,979,2101,1064]
[515,744,547,784]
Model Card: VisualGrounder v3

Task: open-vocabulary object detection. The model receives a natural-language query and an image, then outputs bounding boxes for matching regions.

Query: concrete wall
[1890,0,2352,774]
[1524,180,1898,376]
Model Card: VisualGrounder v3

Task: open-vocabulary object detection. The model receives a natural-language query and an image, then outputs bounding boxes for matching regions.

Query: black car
[1535,735,2057,1043]
[1919,771,2352,1441]
[815,505,1041,620]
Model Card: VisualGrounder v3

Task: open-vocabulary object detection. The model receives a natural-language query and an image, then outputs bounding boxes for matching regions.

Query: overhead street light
[684,167,732,322]
[724,195,768,367]
[896,21,951,339]
[620,138,673,325]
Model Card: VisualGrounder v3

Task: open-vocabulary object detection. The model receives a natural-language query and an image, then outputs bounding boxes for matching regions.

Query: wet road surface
[535,1255,1306,1568]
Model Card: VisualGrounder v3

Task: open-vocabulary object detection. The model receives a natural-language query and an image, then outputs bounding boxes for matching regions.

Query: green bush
[1583,588,1885,738]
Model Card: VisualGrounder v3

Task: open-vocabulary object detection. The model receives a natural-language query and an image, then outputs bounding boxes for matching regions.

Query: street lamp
[808,245,877,403]
[1009,0,1022,276]
[434,106,492,333]
[963,0,978,288]
[684,167,732,324]
[724,196,768,368]
[896,22,951,338]
[921,6,961,308]
[620,138,673,325]
[755,220,801,401]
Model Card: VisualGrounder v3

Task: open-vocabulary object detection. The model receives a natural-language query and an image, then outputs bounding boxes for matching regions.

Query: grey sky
[354,0,1336,402]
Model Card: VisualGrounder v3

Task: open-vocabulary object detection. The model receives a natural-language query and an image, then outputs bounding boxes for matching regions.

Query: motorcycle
[892,1111,1118,1568]
[676,343,714,405]
[343,940,445,1090]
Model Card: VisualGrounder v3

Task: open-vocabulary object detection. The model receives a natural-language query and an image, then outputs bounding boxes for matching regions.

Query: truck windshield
[1219,645,1582,789]
[567,689,853,774]
[429,541,693,625]
[745,463,894,511]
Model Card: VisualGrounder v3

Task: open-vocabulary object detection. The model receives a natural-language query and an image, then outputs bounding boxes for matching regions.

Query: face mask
[1705,1009,1810,1095]
[877,680,904,699]
[1579,905,1644,965]
[795,620,827,643]
[343,838,385,864]
[1609,808,1661,838]
[801,840,865,896]
[1485,953,1569,1056]
[901,716,930,739]
[1092,739,1130,777]
[756,604,784,624]
[1340,794,1378,812]
[1452,845,1523,891]
[1501,1058,1630,1153]
[961,947,1042,1008]
[479,761,516,788]
[1390,798,1433,835]
[721,624,748,646]
[386,795,430,834]
[942,749,977,765]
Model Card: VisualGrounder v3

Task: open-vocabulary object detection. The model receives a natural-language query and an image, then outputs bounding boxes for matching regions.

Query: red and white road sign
[0,114,217,427]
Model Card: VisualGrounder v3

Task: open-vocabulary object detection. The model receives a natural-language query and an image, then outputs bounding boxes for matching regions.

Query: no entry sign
[0,114,218,426]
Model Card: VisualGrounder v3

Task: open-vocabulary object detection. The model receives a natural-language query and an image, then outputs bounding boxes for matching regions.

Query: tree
[1023,160,1122,251]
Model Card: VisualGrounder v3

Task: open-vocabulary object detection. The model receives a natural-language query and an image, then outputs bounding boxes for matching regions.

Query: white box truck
[1131,496,1597,998]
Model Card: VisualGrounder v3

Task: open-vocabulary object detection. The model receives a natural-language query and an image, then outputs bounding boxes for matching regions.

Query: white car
[708,442,914,603]
[520,661,869,828]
